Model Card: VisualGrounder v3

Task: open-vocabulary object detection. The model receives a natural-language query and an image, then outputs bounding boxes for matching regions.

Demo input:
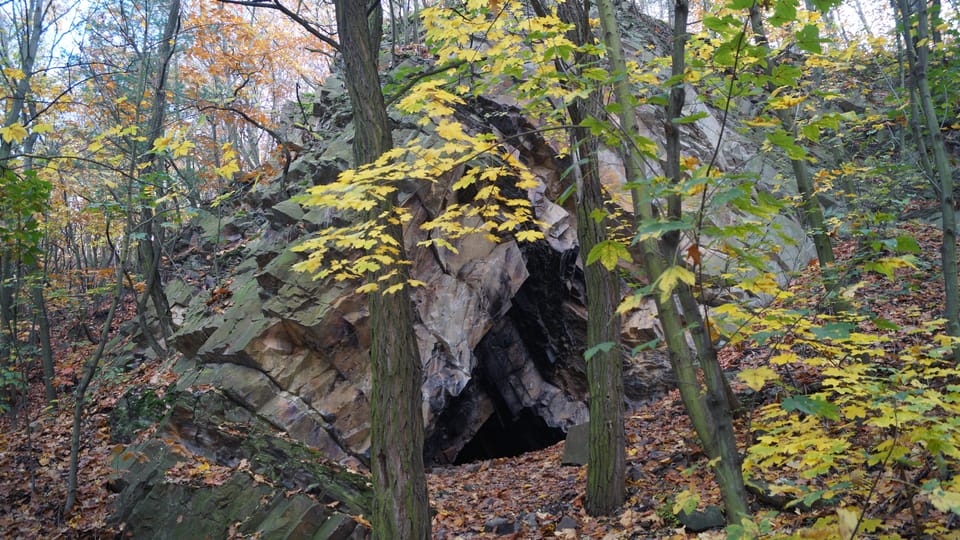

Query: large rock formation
[112,8,815,534]
[161,9,815,468]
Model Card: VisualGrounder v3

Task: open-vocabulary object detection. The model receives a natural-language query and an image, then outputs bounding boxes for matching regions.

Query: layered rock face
[161,9,814,471]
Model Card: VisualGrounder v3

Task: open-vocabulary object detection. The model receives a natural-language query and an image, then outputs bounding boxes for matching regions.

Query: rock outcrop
[113,8,816,534]
[109,387,372,539]
[161,9,815,468]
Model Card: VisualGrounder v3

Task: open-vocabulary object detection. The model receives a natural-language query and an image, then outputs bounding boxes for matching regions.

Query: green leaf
[801,123,821,143]
[811,322,854,340]
[604,101,622,116]
[714,41,741,67]
[772,64,802,87]
[782,395,840,421]
[581,116,606,136]
[873,317,899,331]
[769,0,798,27]
[632,218,693,244]
[895,235,921,254]
[766,130,808,160]
[589,208,608,223]
[647,94,669,106]
[674,111,710,124]
[796,24,822,54]
[703,16,738,35]
[581,67,609,81]
[584,341,616,361]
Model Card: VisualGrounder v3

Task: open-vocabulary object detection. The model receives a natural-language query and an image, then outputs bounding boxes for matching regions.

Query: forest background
[1,0,960,537]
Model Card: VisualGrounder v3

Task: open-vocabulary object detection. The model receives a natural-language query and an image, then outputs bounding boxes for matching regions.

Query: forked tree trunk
[594,0,750,524]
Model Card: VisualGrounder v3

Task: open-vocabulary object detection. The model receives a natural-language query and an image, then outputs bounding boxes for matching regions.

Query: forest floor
[0,215,955,538]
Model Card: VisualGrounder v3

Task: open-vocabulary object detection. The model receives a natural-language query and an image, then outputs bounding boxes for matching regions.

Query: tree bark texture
[551,0,627,516]
[333,1,430,538]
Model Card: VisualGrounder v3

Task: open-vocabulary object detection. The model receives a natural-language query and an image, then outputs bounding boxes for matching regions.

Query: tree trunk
[594,0,750,523]
[31,281,55,404]
[748,5,837,299]
[891,12,934,176]
[136,0,182,346]
[65,216,129,515]
[548,0,626,516]
[333,1,430,538]
[894,0,960,351]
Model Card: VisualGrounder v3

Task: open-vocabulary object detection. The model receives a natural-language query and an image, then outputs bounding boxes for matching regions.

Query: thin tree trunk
[137,0,181,346]
[852,0,874,37]
[547,0,626,516]
[31,281,55,404]
[333,1,430,538]
[890,11,934,175]
[64,215,129,514]
[748,5,837,299]
[894,0,960,351]
[594,0,749,524]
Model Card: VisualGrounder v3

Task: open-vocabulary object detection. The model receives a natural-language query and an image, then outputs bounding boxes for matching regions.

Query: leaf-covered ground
[0,220,957,538]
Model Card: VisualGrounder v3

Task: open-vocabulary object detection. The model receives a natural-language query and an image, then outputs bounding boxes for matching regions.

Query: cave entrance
[453,408,565,464]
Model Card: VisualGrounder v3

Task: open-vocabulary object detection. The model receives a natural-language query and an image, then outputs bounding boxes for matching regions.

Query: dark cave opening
[453,408,565,464]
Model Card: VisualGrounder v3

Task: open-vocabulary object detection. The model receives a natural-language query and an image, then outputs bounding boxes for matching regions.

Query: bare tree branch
[217,0,340,51]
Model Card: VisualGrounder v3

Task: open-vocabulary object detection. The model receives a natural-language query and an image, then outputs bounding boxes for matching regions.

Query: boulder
[109,389,371,539]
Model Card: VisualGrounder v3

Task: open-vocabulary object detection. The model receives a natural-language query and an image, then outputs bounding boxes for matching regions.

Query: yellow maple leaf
[436,120,466,141]
[514,229,543,242]
[214,160,240,179]
[3,67,26,81]
[384,282,406,295]
[655,265,695,303]
[172,139,196,158]
[0,123,28,144]
[738,366,779,392]
[356,283,379,294]
[768,94,807,110]
[151,135,173,153]
[770,352,799,365]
